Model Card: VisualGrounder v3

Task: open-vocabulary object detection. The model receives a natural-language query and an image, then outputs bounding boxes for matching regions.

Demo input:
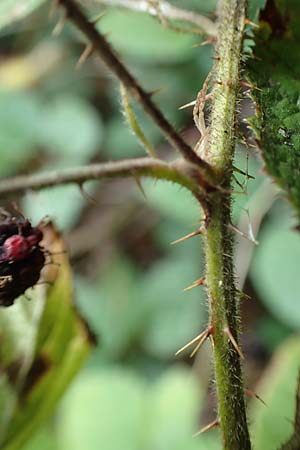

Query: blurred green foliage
[0,0,300,450]
[251,337,300,450]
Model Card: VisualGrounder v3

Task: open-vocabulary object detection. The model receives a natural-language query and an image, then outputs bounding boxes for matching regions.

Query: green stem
[0,158,205,200]
[203,1,252,448]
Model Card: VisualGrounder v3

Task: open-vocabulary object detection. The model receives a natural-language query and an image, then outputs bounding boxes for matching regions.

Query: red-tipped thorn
[171,228,203,245]
[192,37,217,48]
[245,389,267,406]
[228,223,258,245]
[240,80,262,91]
[244,18,259,28]
[183,276,206,292]
[176,329,207,356]
[193,419,219,437]
[189,326,213,358]
[224,327,244,359]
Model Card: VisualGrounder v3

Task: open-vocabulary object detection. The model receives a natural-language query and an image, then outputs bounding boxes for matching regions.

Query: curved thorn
[79,183,98,205]
[133,174,147,199]
[175,327,210,356]
[171,227,203,245]
[224,327,244,360]
[244,18,259,28]
[245,388,267,406]
[76,43,94,68]
[228,223,258,245]
[193,419,219,437]
[183,276,206,292]
[189,327,211,358]
[178,99,196,110]
[192,37,217,48]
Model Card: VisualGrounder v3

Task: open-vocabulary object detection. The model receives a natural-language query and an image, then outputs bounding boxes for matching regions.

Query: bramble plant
[0,1,300,450]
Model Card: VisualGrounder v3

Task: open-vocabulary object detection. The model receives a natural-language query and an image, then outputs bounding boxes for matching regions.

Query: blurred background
[0,1,299,449]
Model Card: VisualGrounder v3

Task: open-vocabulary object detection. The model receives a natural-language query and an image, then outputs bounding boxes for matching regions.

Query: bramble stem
[57,0,213,175]
[0,158,204,199]
[203,1,252,449]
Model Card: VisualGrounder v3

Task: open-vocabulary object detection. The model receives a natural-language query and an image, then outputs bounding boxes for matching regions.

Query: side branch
[96,0,217,37]
[56,0,213,174]
[0,158,202,198]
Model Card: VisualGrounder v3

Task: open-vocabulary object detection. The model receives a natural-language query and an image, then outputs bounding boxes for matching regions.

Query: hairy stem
[57,0,214,175]
[203,1,252,449]
[0,158,203,198]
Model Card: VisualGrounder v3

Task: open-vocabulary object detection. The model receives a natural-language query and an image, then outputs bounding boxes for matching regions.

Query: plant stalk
[203,1,252,448]
[0,158,203,199]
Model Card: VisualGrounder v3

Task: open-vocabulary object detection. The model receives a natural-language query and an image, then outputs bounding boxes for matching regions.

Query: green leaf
[0,223,93,450]
[143,368,202,449]
[57,366,215,450]
[20,427,59,450]
[76,258,144,359]
[76,248,206,361]
[251,337,300,450]
[23,183,96,230]
[98,11,197,63]
[104,117,143,159]
[23,94,103,229]
[140,256,206,358]
[0,0,46,31]
[247,1,300,222]
[38,95,103,164]
[250,221,300,329]
[144,181,199,224]
[0,91,41,176]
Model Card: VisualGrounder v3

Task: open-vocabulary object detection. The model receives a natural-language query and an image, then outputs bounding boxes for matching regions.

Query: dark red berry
[0,249,45,307]
[4,235,30,261]
[26,228,43,248]
[0,214,46,307]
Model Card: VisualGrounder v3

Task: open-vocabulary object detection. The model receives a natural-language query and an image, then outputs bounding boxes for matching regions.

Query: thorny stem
[56,0,214,178]
[95,0,217,37]
[0,158,204,199]
[203,0,252,449]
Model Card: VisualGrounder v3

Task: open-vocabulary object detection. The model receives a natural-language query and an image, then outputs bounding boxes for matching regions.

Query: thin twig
[0,158,201,198]
[95,0,217,37]
[56,0,212,174]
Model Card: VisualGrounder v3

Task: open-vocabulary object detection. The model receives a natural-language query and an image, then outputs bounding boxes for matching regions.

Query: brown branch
[55,0,213,175]
[0,158,202,198]
[95,0,217,37]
